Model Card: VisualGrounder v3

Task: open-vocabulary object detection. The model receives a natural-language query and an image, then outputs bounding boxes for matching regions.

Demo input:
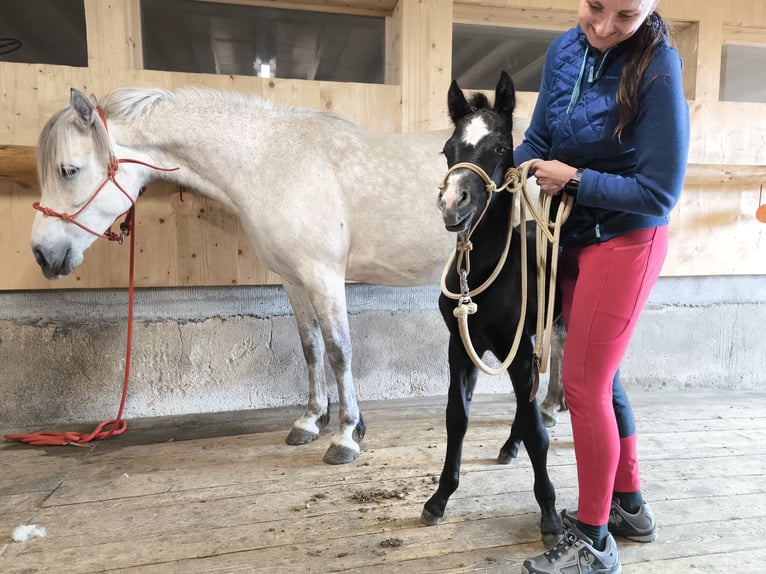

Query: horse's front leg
[421,336,478,525]
[282,282,331,446]
[308,277,365,465]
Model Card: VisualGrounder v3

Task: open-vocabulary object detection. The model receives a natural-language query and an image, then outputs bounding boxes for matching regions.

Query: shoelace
[544,530,580,561]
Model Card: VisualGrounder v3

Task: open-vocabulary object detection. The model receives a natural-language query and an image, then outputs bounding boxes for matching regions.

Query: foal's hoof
[497,439,520,465]
[323,443,359,465]
[420,507,443,526]
[542,531,564,550]
[286,427,319,445]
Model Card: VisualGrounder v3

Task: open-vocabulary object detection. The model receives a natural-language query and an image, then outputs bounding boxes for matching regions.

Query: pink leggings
[559,226,668,526]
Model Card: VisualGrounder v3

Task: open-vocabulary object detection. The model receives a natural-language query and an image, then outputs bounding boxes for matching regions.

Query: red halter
[32,106,179,242]
[6,107,180,447]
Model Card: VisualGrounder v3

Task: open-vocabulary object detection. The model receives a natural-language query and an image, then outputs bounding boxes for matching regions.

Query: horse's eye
[494,146,507,156]
[58,165,79,179]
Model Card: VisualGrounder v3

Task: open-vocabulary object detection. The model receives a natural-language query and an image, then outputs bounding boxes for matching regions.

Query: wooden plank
[453,3,576,32]
[1,391,765,573]
[399,0,453,132]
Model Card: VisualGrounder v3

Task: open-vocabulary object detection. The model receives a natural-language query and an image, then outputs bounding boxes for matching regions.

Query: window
[452,24,558,91]
[0,0,87,67]
[720,43,766,103]
[141,0,385,84]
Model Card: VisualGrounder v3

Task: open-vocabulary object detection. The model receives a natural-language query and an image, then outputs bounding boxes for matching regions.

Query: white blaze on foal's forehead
[461,115,489,147]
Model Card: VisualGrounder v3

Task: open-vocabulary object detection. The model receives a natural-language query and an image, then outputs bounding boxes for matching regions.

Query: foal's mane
[468,93,491,112]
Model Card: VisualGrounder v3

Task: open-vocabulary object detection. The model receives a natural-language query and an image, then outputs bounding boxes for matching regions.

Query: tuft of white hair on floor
[12,524,47,542]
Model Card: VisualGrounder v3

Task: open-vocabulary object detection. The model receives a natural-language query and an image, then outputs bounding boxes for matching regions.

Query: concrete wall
[1,276,764,429]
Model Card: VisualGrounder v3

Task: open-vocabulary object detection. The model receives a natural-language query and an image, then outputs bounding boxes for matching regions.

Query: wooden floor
[2,390,765,573]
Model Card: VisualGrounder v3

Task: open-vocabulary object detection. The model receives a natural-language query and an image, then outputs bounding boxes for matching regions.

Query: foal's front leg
[508,352,563,548]
[422,336,478,525]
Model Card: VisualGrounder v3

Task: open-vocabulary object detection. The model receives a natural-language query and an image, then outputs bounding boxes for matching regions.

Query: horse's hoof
[541,411,558,428]
[323,444,359,465]
[353,412,366,442]
[542,531,564,550]
[286,427,319,445]
[420,507,443,526]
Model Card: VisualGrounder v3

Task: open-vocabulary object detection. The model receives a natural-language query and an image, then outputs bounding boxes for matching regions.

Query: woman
[514,1,689,573]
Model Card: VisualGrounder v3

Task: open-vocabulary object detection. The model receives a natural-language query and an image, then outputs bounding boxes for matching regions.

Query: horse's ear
[447,80,472,124]
[493,71,516,125]
[70,88,95,127]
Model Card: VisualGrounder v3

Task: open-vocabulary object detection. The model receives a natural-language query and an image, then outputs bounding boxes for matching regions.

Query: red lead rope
[5,107,179,447]
[4,209,137,446]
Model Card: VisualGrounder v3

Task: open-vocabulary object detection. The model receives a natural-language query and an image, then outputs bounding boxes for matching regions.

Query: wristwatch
[564,168,584,197]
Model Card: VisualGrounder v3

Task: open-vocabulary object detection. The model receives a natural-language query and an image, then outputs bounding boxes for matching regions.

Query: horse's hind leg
[499,323,565,462]
[422,337,477,525]
[540,319,567,427]
[282,282,331,446]
[306,276,364,465]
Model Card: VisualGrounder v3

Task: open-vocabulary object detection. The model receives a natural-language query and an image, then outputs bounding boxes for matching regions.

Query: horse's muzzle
[32,245,71,279]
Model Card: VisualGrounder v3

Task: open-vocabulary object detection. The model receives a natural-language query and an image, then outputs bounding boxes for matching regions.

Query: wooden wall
[1,0,764,290]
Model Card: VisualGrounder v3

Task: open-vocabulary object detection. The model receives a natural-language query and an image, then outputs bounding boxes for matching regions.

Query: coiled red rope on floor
[4,208,137,446]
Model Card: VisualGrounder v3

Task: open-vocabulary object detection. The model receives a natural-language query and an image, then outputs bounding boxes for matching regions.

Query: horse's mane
[37,106,113,187]
[99,86,352,125]
[37,86,353,187]
[98,86,298,120]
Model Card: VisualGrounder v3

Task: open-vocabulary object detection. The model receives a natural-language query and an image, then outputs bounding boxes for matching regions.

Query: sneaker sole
[561,511,657,544]
[612,529,658,543]
[521,564,622,574]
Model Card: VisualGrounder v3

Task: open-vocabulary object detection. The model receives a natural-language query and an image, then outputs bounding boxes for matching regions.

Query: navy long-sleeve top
[514,25,690,246]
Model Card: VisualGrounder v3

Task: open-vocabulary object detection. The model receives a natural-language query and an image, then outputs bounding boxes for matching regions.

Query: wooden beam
[1,143,764,190]
[684,163,766,186]
[193,0,397,18]
[0,145,37,185]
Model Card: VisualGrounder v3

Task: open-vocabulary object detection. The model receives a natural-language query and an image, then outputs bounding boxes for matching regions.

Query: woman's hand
[531,160,579,196]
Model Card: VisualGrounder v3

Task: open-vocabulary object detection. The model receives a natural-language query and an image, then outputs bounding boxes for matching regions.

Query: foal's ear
[493,71,516,125]
[447,80,473,124]
[70,88,95,127]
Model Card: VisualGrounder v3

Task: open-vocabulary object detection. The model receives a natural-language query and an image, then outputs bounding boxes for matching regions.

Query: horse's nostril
[33,247,47,269]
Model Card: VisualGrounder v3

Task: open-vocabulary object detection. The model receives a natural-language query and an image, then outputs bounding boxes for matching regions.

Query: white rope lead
[439,160,573,397]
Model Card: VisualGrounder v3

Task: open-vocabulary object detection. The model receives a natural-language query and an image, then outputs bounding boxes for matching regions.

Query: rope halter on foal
[438,159,573,400]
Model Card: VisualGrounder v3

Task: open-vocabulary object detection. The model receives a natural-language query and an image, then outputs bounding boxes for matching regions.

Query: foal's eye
[58,165,79,179]
[494,146,507,156]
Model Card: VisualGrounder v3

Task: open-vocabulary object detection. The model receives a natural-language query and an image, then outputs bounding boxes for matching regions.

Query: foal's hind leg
[422,337,478,525]
[282,282,332,446]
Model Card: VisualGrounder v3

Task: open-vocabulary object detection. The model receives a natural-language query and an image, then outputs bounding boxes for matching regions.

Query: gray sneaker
[521,523,621,574]
[560,498,658,543]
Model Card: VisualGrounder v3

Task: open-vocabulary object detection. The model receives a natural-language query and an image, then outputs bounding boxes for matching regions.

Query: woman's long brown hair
[614,11,669,140]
